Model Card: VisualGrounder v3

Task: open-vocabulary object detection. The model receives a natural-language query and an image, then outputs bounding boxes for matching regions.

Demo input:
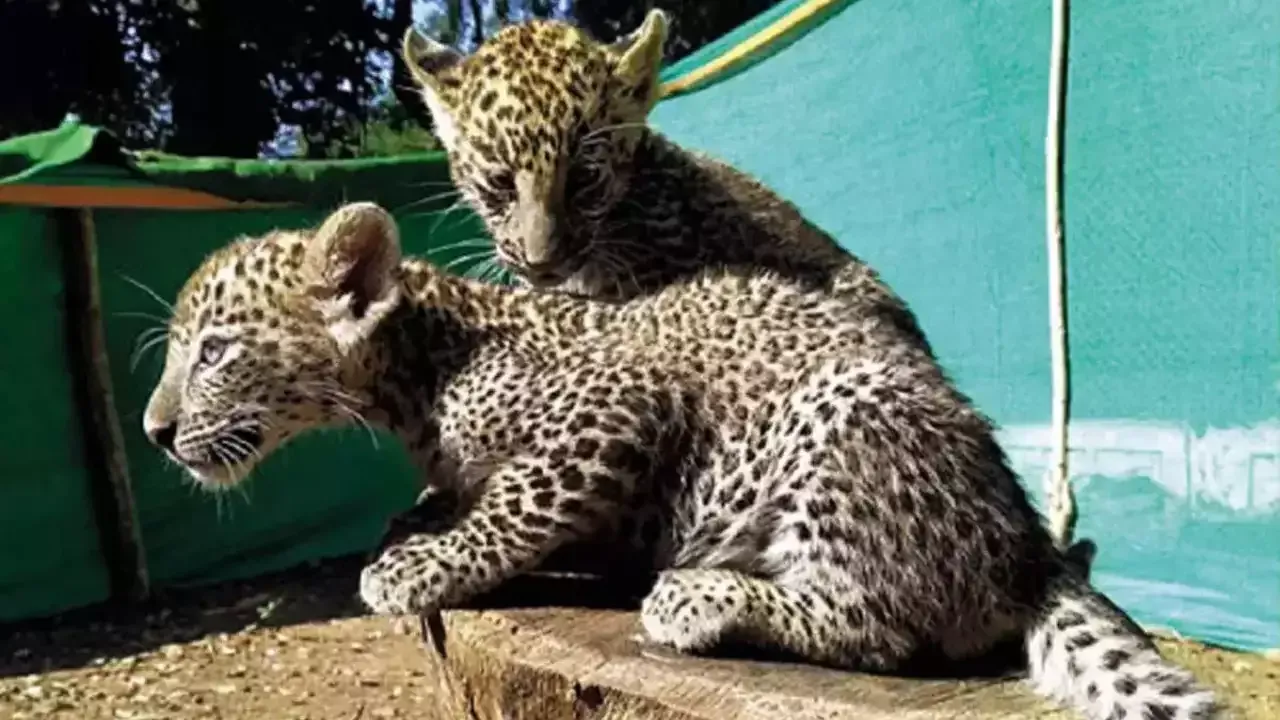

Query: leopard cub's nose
[144,416,178,453]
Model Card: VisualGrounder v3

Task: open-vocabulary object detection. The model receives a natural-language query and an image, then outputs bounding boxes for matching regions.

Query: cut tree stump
[394,572,1273,719]
[412,607,1072,720]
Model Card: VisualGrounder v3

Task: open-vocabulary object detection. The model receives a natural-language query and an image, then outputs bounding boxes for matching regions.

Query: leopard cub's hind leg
[639,568,917,672]
[639,569,751,654]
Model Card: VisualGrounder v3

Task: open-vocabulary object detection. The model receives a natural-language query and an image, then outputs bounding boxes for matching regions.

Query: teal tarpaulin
[653,0,1279,651]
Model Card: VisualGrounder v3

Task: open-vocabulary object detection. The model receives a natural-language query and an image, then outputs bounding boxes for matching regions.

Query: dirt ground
[2,555,1276,719]
[0,556,431,720]
[1157,640,1279,720]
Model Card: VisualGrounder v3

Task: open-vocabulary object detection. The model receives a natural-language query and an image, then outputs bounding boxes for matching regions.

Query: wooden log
[56,207,150,603]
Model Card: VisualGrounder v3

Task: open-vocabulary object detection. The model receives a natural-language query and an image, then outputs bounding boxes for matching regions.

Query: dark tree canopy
[574,0,785,61]
[0,1,158,146]
[152,0,389,157]
[0,1,785,158]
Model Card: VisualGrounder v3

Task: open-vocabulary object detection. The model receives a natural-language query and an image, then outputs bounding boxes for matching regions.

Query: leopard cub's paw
[358,549,443,616]
[358,562,414,615]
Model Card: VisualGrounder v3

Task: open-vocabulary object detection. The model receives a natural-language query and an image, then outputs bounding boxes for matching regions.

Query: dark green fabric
[124,152,453,211]
[0,123,114,185]
[653,0,1279,651]
[0,208,111,620]
[0,120,454,212]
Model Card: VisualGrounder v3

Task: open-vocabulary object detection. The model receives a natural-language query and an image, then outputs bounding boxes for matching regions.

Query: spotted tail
[1026,571,1221,720]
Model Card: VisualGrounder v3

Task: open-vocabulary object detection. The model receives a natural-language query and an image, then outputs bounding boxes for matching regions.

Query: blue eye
[199,337,227,366]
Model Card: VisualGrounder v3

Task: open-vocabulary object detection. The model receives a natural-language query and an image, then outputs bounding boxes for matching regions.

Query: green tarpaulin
[0,122,453,208]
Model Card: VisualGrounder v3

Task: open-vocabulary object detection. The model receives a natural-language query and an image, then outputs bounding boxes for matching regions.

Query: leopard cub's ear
[402,28,466,147]
[305,202,403,353]
[609,8,669,114]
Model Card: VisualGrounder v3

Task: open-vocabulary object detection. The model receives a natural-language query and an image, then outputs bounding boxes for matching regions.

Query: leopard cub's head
[142,203,405,489]
[402,10,668,286]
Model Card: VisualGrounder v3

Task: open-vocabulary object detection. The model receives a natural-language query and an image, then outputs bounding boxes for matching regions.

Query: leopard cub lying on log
[142,202,1218,720]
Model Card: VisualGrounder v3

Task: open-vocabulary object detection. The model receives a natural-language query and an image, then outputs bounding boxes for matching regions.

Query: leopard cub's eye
[489,170,515,195]
[476,170,517,211]
[199,336,227,366]
[566,160,606,202]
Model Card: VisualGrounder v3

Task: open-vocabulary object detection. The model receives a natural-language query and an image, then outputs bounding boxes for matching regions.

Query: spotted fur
[399,11,1222,719]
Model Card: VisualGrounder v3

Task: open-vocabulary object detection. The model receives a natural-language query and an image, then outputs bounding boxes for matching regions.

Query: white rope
[1045,0,1076,550]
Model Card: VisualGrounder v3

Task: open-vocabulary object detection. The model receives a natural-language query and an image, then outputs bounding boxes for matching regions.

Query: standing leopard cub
[399,9,931,353]
[399,11,1222,720]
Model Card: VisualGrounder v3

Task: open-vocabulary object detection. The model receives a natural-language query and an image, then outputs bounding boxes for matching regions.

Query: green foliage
[303,97,441,159]
[335,117,442,159]
[142,0,402,158]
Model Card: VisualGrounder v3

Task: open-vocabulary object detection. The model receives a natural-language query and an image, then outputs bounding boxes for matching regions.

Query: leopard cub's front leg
[360,433,654,615]
[375,485,464,554]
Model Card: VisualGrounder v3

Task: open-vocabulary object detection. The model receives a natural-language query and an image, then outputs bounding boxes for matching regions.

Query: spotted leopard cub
[142,202,696,615]
[400,10,932,355]
[399,11,1221,720]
